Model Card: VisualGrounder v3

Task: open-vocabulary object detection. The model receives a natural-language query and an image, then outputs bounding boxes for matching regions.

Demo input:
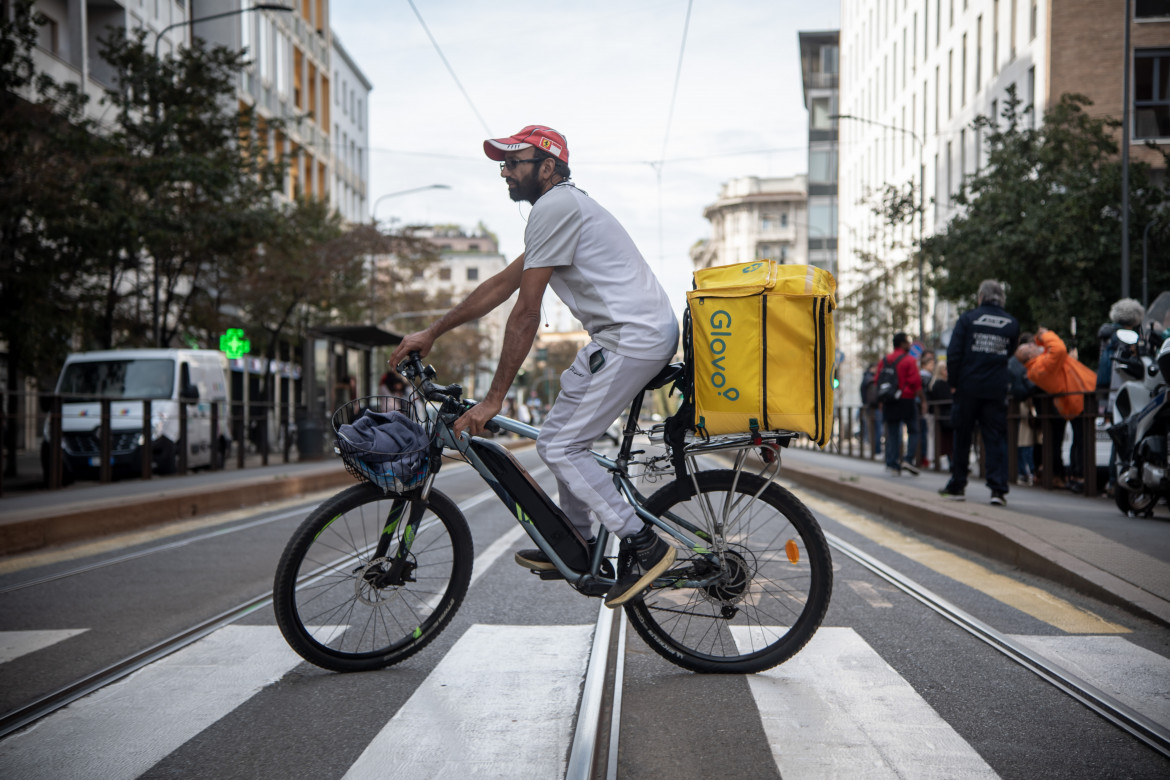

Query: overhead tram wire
[653,0,693,270]
[406,0,492,137]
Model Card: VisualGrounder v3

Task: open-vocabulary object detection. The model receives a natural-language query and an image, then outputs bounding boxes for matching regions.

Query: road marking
[0,625,325,780]
[0,629,88,664]
[735,626,998,779]
[799,494,1128,634]
[342,624,592,780]
[847,579,893,608]
[1012,635,1170,730]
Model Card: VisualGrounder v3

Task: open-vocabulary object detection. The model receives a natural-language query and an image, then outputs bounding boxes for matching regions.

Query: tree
[922,90,1170,361]
[0,1,106,384]
[95,28,288,348]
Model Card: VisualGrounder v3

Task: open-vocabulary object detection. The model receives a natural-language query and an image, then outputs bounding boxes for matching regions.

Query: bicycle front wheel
[627,469,832,674]
[273,482,473,673]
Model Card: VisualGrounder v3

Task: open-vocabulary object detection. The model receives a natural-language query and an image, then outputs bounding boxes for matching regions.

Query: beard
[507,166,544,204]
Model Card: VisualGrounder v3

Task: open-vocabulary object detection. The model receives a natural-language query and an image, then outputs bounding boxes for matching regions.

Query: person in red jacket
[880,332,922,475]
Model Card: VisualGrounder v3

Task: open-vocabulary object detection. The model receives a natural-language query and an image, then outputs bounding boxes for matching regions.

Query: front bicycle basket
[332,396,431,492]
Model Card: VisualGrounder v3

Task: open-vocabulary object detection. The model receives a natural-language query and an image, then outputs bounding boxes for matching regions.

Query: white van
[42,349,231,482]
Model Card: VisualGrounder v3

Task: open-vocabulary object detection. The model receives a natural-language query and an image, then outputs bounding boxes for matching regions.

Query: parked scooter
[1109,327,1170,517]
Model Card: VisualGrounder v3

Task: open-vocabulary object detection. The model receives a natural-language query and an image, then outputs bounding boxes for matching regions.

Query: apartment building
[799,30,841,278]
[28,0,369,212]
[835,0,1170,401]
[330,32,370,224]
[410,226,512,396]
[692,176,810,271]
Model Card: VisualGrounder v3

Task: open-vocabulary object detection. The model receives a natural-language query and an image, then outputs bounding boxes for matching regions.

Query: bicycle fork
[368,474,435,588]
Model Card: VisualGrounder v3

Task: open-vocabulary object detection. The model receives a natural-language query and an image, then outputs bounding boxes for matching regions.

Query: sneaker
[516,538,612,578]
[990,491,1007,506]
[604,527,677,608]
[900,460,921,476]
[938,485,966,501]
[514,548,558,572]
[885,466,902,476]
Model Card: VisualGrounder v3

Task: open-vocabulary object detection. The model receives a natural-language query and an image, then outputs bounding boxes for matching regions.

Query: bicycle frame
[393,360,789,598]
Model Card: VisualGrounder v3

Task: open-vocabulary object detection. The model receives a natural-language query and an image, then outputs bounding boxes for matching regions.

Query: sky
[330,0,841,320]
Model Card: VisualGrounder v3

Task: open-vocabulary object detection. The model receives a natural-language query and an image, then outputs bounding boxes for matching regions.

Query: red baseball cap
[483,125,569,163]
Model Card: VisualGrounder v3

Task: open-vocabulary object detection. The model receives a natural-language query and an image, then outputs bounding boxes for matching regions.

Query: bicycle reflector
[785,539,801,564]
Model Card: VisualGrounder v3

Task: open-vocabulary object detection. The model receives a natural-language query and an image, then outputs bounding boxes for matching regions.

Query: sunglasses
[500,158,545,171]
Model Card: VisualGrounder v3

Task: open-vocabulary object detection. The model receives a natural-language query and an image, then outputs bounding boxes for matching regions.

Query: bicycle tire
[273,482,473,673]
[625,469,832,674]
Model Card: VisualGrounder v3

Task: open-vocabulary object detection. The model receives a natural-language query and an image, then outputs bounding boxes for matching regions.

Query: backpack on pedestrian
[874,353,906,403]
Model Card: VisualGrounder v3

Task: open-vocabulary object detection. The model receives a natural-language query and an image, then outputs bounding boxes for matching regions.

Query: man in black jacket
[941,280,1020,505]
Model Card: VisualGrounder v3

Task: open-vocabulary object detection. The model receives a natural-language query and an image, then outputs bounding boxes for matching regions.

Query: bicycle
[273,354,833,674]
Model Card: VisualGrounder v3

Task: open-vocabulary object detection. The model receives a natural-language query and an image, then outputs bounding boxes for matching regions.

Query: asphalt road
[0,446,1167,778]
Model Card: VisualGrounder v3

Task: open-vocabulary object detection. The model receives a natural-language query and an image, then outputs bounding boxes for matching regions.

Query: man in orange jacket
[1015,328,1098,491]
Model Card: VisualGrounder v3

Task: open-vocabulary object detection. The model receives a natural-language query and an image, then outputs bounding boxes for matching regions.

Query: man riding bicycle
[389,125,679,607]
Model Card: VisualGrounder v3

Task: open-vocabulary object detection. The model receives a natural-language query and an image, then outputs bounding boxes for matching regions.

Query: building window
[1028,66,1036,127]
[467,267,479,281]
[809,202,836,238]
[1135,49,1170,138]
[1010,0,1018,60]
[976,16,983,92]
[992,0,1000,75]
[810,149,838,184]
[1136,0,1170,18]
[438,268,451,281]
[37,16,59,55]
[961,34,967,107]
[948,49,954,118]
[810,96,834,129]
[960,128,967,182]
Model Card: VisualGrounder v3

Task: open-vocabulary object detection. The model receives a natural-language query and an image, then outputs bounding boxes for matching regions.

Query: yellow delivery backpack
[685,260,836,445]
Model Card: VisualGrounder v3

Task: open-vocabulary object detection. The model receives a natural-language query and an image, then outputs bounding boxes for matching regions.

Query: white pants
[536,343,668,540]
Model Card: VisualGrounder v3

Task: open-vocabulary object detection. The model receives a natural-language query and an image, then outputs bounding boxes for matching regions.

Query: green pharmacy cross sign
[220,328,251,359]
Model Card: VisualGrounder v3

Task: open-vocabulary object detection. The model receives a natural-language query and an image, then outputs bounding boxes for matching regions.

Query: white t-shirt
[523,182,679,361]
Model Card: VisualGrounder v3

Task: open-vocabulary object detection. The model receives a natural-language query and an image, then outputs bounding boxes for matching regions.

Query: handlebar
[396,352,500,434]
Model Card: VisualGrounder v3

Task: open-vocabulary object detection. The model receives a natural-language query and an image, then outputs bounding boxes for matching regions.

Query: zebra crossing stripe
[733,627,999,779]
[0,625,328,780]
[342,624,593,780]
[0,629,87,664]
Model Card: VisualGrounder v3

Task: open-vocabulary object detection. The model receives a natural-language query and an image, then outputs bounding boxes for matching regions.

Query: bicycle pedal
[536,569,566,581]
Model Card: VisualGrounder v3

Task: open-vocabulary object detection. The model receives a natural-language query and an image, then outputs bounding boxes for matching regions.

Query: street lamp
[371,184,452,223]
[833,114,926,341]
[367,185,451,320]
[153,4,293,59]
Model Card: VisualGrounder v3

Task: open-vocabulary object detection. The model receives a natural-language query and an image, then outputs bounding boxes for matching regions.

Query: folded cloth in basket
[338,410,428,476]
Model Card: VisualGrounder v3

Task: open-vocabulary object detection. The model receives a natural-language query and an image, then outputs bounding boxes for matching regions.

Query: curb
[778,460,1170,628]
[0,438,538,558]
[0,468,354,556]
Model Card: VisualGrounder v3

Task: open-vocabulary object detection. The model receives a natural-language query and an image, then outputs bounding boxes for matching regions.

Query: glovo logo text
[708,310,739,401]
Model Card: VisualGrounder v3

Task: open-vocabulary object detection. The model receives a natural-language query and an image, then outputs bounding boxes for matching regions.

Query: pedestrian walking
[940,280,1020,505]
[879,333,922,476]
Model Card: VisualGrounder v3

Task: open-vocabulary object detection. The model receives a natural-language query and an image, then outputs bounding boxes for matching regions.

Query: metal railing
[0,391,333,496]
[793,391,1106,498]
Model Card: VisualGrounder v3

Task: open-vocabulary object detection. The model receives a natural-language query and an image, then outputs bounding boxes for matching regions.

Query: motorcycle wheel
[1114,484,1157,517]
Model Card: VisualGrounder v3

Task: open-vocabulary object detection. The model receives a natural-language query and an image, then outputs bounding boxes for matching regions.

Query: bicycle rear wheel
[626,469,832,674]
[273,482,473,673]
